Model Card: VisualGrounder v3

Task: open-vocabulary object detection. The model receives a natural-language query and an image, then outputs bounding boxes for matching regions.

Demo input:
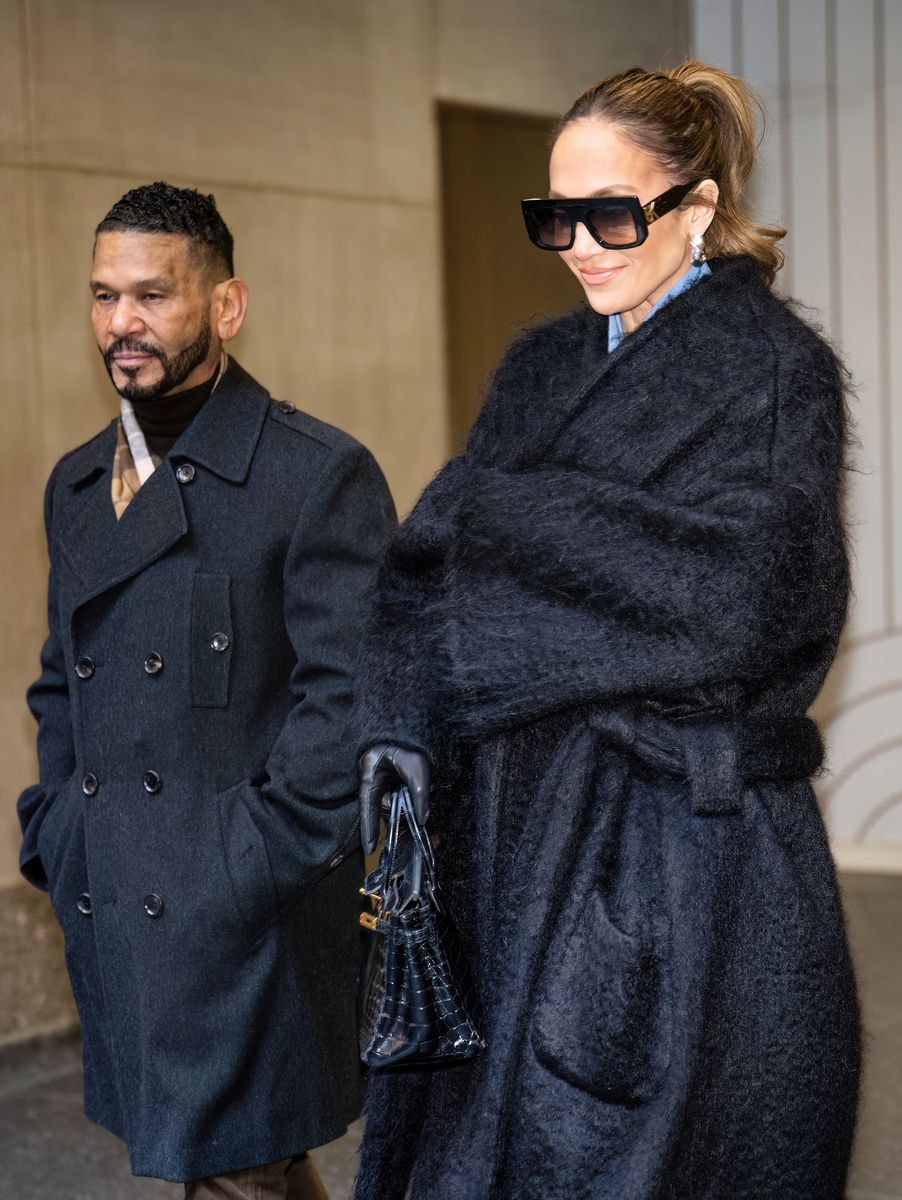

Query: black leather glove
[358,744,431,854]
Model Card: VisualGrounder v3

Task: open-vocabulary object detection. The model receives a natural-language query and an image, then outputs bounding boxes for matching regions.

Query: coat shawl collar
[57,357,269,608]
[511,255,764,471]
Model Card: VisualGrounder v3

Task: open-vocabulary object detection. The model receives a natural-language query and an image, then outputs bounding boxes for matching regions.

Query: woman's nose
[571,219,608,262]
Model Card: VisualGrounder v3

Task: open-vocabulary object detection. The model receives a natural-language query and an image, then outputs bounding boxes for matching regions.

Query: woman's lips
[578,265,625,286]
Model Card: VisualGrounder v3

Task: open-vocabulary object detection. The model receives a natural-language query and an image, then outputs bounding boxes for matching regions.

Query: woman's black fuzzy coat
[353,256,861,1200]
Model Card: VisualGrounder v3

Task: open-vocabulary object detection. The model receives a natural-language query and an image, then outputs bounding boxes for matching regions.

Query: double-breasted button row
[82,772,164,795]
[76,893,165,919]
[76,653,164,679]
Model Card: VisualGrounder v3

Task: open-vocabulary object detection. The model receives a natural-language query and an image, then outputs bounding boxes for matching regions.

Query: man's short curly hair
[95,181,234,277]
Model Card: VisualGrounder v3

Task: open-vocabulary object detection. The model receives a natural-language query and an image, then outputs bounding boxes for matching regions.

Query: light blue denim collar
[608,261,712,353]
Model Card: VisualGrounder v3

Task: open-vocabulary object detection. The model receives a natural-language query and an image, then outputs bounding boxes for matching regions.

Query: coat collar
[163,356,269,482]
[64,422,118,487]
[512,255,768,469]
[63,356,269,489]
[56,357,269,606]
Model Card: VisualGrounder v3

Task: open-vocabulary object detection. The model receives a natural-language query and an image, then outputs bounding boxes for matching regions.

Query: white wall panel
[786,0,833,335]
[694,0,902,865]
[739,0,788,284]
[885,0,902,630]
[690,0,735,70]
[834,0,886,637]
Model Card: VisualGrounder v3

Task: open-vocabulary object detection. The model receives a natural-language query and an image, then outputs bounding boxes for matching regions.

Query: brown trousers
[185,1154,329,1200]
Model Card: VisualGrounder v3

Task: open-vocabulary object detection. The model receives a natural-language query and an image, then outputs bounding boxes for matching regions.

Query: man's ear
[213,277,249,344]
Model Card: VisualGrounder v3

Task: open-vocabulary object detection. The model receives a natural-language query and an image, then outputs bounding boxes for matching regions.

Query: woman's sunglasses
[521,180,701,251]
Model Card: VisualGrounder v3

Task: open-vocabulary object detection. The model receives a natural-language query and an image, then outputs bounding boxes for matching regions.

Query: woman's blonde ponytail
[668,61,784,282]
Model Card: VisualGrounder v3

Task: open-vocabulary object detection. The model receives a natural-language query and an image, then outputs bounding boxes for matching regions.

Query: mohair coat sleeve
[352,328,548,763]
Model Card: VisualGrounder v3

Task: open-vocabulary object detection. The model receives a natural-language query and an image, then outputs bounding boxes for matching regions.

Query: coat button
[81,773,99,796]
[144,894,164,918]
[76,894,93,917]
[210,633,230,653]
[143,652,164,675]
[175,462,195,484]
[277,401,296,414]
[75,656,96,680]
[142,770,162,794]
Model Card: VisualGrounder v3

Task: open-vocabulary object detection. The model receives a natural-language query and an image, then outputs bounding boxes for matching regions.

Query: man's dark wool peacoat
[17,358,397,1182]
[352,256,862,1200]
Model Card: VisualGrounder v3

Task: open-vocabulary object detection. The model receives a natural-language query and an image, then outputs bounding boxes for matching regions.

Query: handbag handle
[382,787,443,916]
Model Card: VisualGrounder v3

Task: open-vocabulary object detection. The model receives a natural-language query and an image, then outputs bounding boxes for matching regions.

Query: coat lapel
[58,428,188,608]
[55,358,269,609]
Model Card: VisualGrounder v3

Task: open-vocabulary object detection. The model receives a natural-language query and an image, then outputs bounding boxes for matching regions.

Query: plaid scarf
[111,354,226,520]
[111,402,159,521]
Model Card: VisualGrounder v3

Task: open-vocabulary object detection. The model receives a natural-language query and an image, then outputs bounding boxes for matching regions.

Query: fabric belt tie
[585,707,824,815]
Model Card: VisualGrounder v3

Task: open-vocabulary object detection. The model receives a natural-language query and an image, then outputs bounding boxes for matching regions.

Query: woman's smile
[577,263,626,286]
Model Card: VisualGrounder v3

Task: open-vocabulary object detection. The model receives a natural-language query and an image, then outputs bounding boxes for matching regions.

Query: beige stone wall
[0,0,686,1040]
[436,0,688,113]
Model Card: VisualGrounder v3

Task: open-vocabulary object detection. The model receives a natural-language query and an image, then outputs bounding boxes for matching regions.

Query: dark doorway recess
[439,101,580,448]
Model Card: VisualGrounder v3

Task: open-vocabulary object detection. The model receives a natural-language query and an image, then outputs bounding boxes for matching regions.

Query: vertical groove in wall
[424,0,450,455]
[17,0,31,161]
[672,0,691,65]
[687,0,695,59]
[731,0,743,72]
[824,0,842,345]
[776,0,793,295]
[18,0,45,461]
[873,0,894,629]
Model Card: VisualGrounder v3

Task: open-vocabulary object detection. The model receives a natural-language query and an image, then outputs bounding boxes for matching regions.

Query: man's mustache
[103,338,162,367]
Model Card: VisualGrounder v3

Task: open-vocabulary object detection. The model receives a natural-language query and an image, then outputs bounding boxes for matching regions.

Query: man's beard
[102,316,212,402]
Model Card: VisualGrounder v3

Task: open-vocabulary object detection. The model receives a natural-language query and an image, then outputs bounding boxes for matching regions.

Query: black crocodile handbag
[358,787,485,1068]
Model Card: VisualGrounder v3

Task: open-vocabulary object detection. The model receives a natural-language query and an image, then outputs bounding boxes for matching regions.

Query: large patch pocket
[190,570,233,707]
[531,890,672,1105]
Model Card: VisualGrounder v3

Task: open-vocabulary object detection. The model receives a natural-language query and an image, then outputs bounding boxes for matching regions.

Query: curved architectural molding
[814,633,902,851]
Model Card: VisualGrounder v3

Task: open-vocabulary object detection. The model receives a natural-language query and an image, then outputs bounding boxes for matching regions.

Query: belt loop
[680,721,744,816]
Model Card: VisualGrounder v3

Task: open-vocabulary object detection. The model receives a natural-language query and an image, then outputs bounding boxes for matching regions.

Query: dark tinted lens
[530,206,574,248]
[587,202,639,247]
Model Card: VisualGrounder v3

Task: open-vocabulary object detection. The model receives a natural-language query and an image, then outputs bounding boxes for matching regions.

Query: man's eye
[95,293,114,303]
[143,292,163,301]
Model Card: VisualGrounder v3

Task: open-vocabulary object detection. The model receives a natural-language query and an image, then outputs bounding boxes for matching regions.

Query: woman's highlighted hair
[555,61,785,286]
